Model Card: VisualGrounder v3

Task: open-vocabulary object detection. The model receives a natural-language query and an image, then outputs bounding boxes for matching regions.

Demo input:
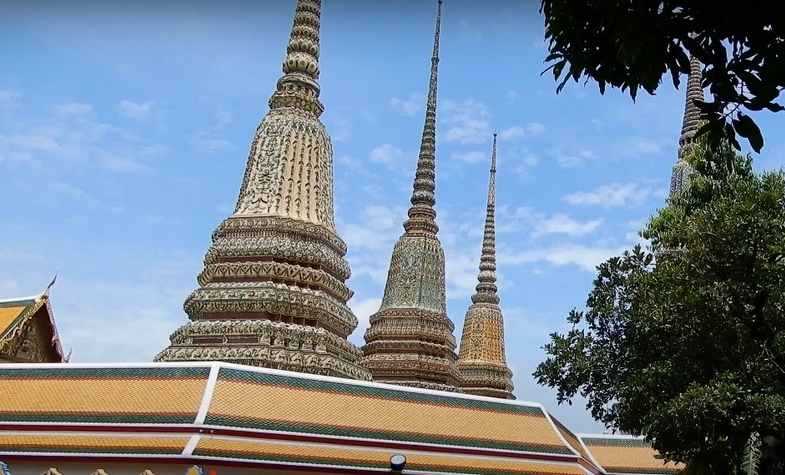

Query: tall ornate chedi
[361,0,460,391]
[156,0,371,381]
[671,57,705,197]
[457,134,514,399]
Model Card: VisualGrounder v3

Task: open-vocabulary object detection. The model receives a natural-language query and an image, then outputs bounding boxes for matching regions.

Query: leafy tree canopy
[540,0,785,152]
[534,139,785,471]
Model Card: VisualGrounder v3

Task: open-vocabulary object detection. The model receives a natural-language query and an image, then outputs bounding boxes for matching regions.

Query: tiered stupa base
[457,361,514,399]
[155,319,369,380]
[156,215,371,381]
[362,308,460,391]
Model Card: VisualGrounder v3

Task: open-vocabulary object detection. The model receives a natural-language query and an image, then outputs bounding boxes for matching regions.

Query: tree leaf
[734,113,764,153]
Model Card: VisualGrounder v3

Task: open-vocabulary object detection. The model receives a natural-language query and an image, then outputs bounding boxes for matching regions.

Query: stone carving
[157,0,370,381]
[456,135,515,399]
[361,0,460,391]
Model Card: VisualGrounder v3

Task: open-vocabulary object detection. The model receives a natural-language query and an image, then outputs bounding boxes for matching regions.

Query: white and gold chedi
[156,0,370,381]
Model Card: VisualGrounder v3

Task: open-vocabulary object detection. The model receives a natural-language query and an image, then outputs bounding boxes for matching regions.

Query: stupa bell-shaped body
[361,0,461,391]
[457,134,514,399]
[156,0,370,381]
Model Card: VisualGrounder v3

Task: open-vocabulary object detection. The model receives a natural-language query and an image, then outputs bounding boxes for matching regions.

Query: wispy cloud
[369,143,406,165]
[0,99,160,173]
[389,93,421,117]
[499,207,603,238]
[192,108,233,152]
[498,122,546,141]
[348,297,382,345]
[550,148,597,168]
[532,214,603,237]
[501,244,623,272]
[443,99,491,145]
[117,100,153,120]
[450,150,486,163]
[54,102,93,116]
[563,182,665,208]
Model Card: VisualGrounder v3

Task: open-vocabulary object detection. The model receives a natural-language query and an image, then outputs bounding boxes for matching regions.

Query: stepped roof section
[580,434,684,475]
[457,133,514,399]
[0,362,603,474]
[361,0,461,392]
[156,0,370,381]
[0,291,64,363]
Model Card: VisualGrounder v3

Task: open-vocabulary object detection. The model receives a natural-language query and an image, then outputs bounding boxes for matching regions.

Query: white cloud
[348,297,382,345]
[0,100,161,173]
[389,93,421,116]
[501,245,623,272]
[193,137,231,152]
[450,150,486,163]
[632,138,662,154]
[443,99,491,145]
[117,100,153,120]
[552,148,596,168]
[499,207,603,238]
[369,144,406,164]
[342,204,405,252]
[329,116,352,143]
[532,213,603,237]
[192,108,235,153]
[54,102,93,116]
[498,122,545,141]
[563,182,659,208]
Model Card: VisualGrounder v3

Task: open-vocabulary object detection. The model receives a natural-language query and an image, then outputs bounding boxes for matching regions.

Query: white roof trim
[578,433,646,440]
[0,294,40,304]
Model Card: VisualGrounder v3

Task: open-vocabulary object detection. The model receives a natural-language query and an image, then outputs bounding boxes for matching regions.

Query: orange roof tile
[581,435,684,474]
[0,363,602,474]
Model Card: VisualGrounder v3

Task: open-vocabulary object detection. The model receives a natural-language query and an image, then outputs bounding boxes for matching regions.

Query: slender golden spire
[671,56,705,196]
[457,134,514,400]
[362,0,460,392]
[404,0,442,236]
[473,132,499,305]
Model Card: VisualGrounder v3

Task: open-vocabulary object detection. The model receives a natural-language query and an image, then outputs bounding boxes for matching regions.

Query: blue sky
[2,0,783,433]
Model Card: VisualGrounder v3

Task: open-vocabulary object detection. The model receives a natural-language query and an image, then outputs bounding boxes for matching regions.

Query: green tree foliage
[540,1,785,152]
[534,140,785,471]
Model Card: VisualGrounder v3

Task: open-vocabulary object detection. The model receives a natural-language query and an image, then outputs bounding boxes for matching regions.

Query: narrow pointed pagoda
[156,0,371,381]
[670,56,705,197]
[457,134,514,399]
[361,0,460,391]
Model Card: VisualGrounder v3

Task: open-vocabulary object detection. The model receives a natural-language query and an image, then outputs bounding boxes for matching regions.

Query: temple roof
[0,362,603,474]
[0,293,64,363]
[579,434,684,475]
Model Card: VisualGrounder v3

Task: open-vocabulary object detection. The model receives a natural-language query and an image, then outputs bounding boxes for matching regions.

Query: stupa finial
[472,133,499,305]
[270,0,324,116]
[403,0,442,235]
